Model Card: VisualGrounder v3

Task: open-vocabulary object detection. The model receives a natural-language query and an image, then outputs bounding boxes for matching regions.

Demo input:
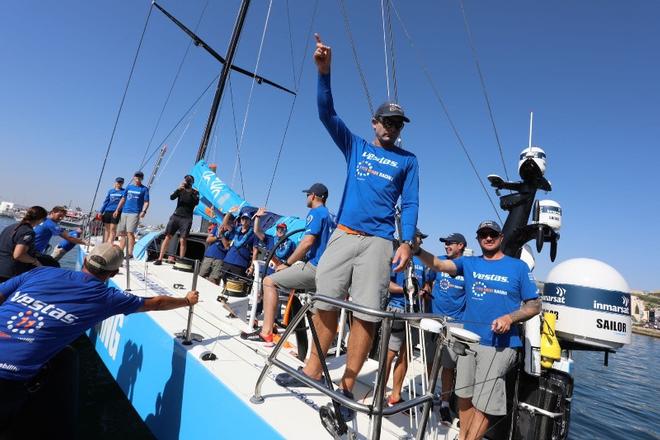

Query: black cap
[374,102,410,123]
[184,174,194,184]
[302,183,329,200]
[134,171,144,179]
[440,232,467,245]
[476,220,502,234]
[415,228,428,239]
[115,177,124,183]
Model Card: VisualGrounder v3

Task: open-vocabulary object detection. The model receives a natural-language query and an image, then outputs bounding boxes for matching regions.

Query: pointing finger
[315,33,322,45]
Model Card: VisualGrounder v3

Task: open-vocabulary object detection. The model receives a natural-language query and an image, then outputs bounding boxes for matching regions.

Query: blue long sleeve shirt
[99,187,125,213]
[318,73,419,241]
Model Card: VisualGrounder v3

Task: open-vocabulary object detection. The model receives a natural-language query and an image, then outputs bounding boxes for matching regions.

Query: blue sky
[0,1,658,290]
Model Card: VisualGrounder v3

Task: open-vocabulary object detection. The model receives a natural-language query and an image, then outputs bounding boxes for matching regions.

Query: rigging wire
[228,76,245,196]
[337,0,375,115]
[285,0,298,85]
[263,0,320,206]
[84,3,154,228]
[150,110,197,187]
[389,1,503,223]
[459,0,510,182]
[138,0,211,171]
[380,0,392,101]
[385,0,399,102]
[231,0,274,199]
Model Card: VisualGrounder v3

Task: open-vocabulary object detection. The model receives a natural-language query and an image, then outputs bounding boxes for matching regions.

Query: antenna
[528,111,534,151]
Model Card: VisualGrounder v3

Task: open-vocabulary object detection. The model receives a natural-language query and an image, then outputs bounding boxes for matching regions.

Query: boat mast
[195,0,251,163]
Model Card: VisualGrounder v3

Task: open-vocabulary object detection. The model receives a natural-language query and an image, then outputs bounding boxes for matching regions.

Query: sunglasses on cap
[477,230,501,239]
[377,117,404,130]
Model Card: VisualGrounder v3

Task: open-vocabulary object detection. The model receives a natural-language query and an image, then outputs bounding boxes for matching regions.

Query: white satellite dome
[519,146,546,176]
[546,258,629,292]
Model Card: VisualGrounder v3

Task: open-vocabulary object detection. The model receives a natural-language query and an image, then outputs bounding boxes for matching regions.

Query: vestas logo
[472,272,509,283]
[361,151,399,168]
[9,291,78,325]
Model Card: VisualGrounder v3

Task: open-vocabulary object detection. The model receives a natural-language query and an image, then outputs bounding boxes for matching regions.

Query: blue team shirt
[388,256,427,309]
[33,218,63,253]
[453,255,539,348]
[431,256,465,319]
[99,187,125,213]
[259,235,295,275]
[223,228,256,269]
[304,205,334,266]
[204,227,234,260]
[318,73,419,241]
[121,184,150,214]
[0,267,144,380]
[56,230,80,252]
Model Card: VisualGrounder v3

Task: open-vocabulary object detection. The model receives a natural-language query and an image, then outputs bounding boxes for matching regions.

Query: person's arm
[170,188,182,200]
[139,290,199,312]
[13,244,41,267]
[140,201,150,219]
[389,281,404,295]
[252,207,267,241]
[276,235,315,271]
[99,190,111,213]
[415,248,458,276]
[61,230,86,246]
[392,158,420,272]
[492,298,542,334]
[314,34,353,159]
[113,196,126,218]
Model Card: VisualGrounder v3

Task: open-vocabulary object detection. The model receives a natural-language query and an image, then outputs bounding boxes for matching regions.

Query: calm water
[0,216,658,439]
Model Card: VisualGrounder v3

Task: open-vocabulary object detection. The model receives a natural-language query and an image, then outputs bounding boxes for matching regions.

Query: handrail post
[124,238,131,291]
[371,316,393,440]
[176,259,203,345]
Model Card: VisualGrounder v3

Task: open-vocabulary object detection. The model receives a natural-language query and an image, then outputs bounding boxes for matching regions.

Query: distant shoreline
[632,325,660,339]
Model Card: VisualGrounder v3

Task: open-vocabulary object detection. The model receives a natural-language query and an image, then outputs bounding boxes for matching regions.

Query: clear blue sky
[0,1,658,290]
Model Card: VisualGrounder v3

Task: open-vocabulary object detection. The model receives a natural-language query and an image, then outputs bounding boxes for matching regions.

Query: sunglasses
[477,230,501,239]
[377,117,404,130]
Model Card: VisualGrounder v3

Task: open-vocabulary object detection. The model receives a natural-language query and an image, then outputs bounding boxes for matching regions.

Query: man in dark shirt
[154,175,200,265]
[0,206,48,282]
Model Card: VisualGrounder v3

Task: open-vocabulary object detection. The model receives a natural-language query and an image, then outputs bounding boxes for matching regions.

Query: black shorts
[165,215,193,238]
[102,211,120,225]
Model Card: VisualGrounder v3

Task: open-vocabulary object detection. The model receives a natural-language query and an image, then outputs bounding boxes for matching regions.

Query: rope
[337,0,374,115]
[459,0,510,182]
[84,3,153,230]
[231,0,274,199]
[389,1,503,223]
[380,0,391,101]
[262,0,320,206]
[138,0,211,170]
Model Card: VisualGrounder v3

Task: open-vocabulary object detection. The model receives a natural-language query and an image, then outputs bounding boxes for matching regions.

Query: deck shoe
[240,329,275,347]
[275,367,324,388]
[153,259,163,266]
[439,404,452,424]
[337,389,356,422]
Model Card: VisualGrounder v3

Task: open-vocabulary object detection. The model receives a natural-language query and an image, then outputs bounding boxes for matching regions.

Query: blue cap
[374,102,410,123]
[115,177,124,183]
[440,233,467,245]
[476,220,502,234]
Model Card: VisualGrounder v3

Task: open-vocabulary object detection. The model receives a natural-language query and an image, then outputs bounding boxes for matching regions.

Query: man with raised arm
[414,220,541,440]
[0,243,198,429]
[241,183,333,346]
[275,34,419,422]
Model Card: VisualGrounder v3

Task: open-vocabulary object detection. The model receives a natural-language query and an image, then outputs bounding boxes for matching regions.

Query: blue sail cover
[191,160,307,244]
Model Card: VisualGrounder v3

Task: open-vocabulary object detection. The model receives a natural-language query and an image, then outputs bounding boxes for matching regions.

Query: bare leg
[102,223,109,243]
[261,276,279,337]
[383,350,397,395]
[465,408,489,440]
[390,343,408,402]
[158,235,172,261]
[178,237,187,258]
[108,224,117,243]
[302,309,339,380]
[118,234,126,253]
[127,233,135,256]
[441,367,455,401]
[458,397,475,440]
[340,317,375,392]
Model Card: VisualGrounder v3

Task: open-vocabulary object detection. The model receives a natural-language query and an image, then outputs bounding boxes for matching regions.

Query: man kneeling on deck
[414,221,540,440]
[0,243,199,430]
[274,34,419,423]
[240,183,333,346]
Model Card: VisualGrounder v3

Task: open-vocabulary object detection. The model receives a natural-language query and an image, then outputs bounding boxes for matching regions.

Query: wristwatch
[400,240,413,247]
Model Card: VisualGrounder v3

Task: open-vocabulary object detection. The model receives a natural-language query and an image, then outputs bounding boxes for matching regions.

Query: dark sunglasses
[377,117,404,130]
[478,230,501,239]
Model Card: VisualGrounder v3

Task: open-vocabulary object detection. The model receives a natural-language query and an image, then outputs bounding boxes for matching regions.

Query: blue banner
[191,160,250,217]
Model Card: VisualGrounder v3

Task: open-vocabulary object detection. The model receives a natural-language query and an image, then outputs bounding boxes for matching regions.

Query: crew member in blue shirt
[427,232,468,423]
[243,184,334,346]
[275,35,420,421]
[252,207,295,277]
[33,206,86,255]
[0,243,198,431]
[415,221,541,439]
[51,228,83,262]
[114,171,150,258]
[97,177,125,243]
[199,222,234,285]
[219,212,256,281]
[382,230,429,408]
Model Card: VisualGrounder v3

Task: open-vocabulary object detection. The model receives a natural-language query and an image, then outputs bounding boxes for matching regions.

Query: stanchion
[124,239,131,291]
[176,260,204,345]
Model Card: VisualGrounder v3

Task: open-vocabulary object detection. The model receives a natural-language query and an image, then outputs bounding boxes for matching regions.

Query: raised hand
[255,207,267,218]
[313,33,331,74]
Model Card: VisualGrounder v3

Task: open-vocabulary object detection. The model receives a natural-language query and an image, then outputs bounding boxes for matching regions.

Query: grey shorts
[200,257,223,282]
[455,344,517,416]
[267,261,317,292]
[314,229,393,322]
[117,213,139,233]
[387,305,406,352]
[424,333,459,369]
